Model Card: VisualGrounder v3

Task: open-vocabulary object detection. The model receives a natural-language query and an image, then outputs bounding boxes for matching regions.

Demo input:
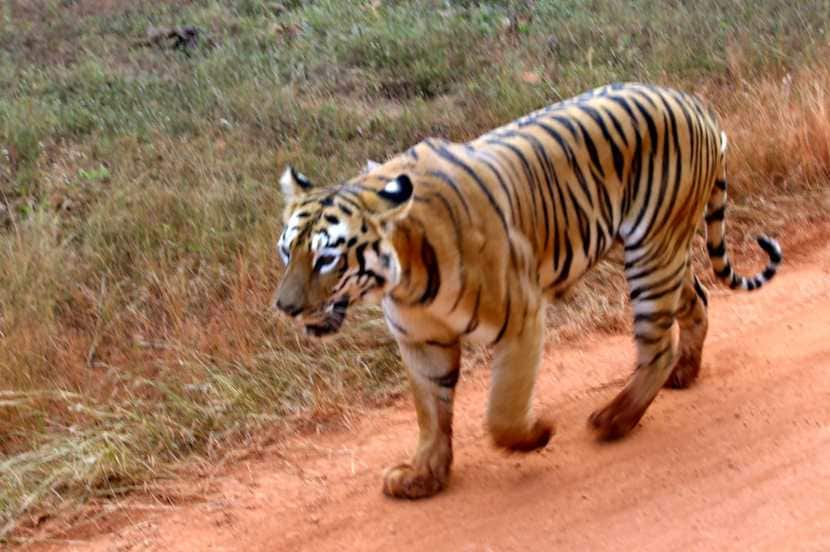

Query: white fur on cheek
[286,212,305,230]
[316,249,342,275]
[311,221,348,253]
[277,234,288,262]
[310,232,327,252]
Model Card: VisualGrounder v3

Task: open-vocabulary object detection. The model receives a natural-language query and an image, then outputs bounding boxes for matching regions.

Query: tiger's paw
[382,463,447,499]
[588,392,647,441]
[664,350,702,389]
[492,418,555,452]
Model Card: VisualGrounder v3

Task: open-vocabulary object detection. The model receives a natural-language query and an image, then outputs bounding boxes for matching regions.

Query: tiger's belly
[537,238,617,298]
[381,243,619,347]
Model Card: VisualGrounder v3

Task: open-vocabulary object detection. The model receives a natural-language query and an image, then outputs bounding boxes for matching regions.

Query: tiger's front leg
[383,340,460,499]
[488,302,554,451]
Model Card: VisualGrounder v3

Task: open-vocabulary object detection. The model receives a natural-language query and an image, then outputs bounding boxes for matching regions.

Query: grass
[2,0,830,542]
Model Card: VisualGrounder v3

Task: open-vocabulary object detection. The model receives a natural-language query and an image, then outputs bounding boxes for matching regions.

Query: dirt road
[28,243,830,551]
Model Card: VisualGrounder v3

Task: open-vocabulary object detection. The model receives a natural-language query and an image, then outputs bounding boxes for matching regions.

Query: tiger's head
[272,161,414,337]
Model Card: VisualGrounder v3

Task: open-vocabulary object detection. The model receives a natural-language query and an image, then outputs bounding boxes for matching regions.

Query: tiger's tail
[705,131,782,291]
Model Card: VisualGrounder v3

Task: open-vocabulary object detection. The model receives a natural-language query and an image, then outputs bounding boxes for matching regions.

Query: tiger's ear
[361,159,381,175]
[279,166,313,202]
[372,174,414,224]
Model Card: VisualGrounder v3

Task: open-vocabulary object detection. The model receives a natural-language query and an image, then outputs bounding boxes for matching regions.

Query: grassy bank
[2,0,830,540]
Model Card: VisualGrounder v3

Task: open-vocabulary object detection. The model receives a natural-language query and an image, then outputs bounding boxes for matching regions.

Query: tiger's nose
[275,299,303,317]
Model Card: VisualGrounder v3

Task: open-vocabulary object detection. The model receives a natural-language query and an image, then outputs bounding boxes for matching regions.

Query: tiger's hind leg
[665,272,709,389]
[487,302,554,452]
[589,251,686,440]
[383,340,459,499]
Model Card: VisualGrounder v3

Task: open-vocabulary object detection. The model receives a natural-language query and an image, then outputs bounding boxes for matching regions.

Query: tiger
[271,82,782,500]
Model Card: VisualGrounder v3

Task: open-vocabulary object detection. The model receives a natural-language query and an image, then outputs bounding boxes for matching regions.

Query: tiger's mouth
[303,298,349,338]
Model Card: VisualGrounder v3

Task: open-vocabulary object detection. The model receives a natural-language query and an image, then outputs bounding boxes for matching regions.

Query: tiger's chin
[302,299,349,338]
[304,320,343,337]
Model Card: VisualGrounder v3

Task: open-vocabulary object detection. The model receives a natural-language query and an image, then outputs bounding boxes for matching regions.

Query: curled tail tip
[756,235,783,264]
[717,234,782,291]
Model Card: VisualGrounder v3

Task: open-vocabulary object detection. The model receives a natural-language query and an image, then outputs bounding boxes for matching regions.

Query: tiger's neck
[383,213,441,308]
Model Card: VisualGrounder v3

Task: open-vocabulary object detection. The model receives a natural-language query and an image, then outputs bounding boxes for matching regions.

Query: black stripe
[631,97,658,151]
[487,135,550,249]
[625,257,658,279]
[492,293,512,345]
[648,344,672,366]
[521,122,577,232]
[630,97,672,250]
[595,220,607,260]
[336,191,364,212]
[693,276,709,307]
[425,339,458,349]
[551,114,579,141]
[629,261,686,300]
[355,242,369,271]
[622,128,643,219]
[634,332,664,345]
[424,191,464,311]
[418,237,441,305]
[715,264,732,279]
[652,92,684,238]
[715,179,727,191]
[514,130,560,252]
[593,166,615,233]
[476,154,521,228]
[464,287,482,334]
[705,206,725,223]
[576,120,606,179]
[553,237,574,286]
[569,188,592,257]
[604,107,630,147]
[707,241,726,257]
[633,309,675,327]
[486,140,540,229]
[629,86,659,110]
[426,142,509,233]
[762,267,776,280]
[607,95,638,133]
[626,98,658,241]
[385,316,408,335]
[758,236,782,263]
[429,367,460,389]
[427,170,472,220]
[517,300,530,337]
[577,104,624,180]
[636,278,684,303]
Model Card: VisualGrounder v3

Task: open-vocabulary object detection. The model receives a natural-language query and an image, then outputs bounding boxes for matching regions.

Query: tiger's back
[382,83,730,344]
